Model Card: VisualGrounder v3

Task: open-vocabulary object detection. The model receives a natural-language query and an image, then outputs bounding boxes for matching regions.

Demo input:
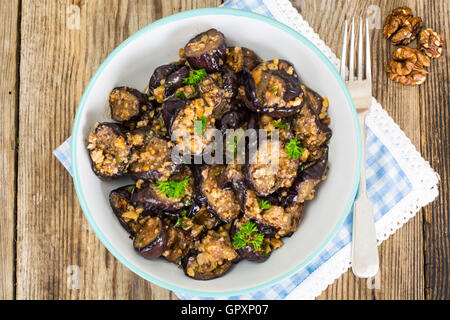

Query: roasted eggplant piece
[302,85,329,117]
[134,217,168,259]
[109,87,148,122]
[168,98,216,156]
[226,46,261,73]
[190,206,221,230]
[198,165,241,223]
[182,228,237,280]
[292,103,332,148]
[216,108,248,132]
[128,135,181,181]
[198,76,231,119]
[242,59,305,117]
[258,114,294,141]
[132,167,194,212]
[86,122,131,180]
[162,226,194,264]
[221,66,239,98]
[184,29,226,73]
[109,185,148,235]
[243,188,303,237]
[149,61,189,103]
[288,151,328,205]
[246,139,299,197]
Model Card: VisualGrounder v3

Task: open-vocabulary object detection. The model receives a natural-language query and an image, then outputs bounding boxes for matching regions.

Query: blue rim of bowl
[71,7,362,297]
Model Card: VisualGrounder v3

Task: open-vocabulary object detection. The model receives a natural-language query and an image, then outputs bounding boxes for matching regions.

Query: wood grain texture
[291,0,447,300]
[5,0,448,300]
[16,0,220,300]
[0,0,19,300]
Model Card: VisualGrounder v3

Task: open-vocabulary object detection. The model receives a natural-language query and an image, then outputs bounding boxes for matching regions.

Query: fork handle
[352,111,379,278]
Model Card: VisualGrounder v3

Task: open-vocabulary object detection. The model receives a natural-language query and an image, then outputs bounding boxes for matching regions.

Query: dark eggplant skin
[184,29,227,73]
[226,47,261,73]
[148,61,184,92]
[292,103,332,148]
[132,182,192,213]
[286,150,328,206]
[109,186,141,235]
[164,65,190,97]
[109,86,148,122]
[216,108,249,132]
[87,122,131,181]
[161,98,187,135]
[221,66,239,98]
[241,60,305,117]
[181,251,233,280]
[133,217,168,259]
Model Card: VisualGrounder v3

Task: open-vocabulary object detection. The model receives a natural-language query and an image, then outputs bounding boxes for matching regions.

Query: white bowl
[72,8,361,297]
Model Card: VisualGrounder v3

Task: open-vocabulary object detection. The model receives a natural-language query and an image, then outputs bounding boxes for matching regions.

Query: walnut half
[386,46,430,86]
[419,28,445,59]
[382,6,423,45]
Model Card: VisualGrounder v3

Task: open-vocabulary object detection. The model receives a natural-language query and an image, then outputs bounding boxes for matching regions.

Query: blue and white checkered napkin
[54,0,439,300]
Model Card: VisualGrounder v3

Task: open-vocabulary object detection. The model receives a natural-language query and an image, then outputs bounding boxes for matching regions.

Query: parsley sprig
[273,120,290,130]
[153,176,189,199]
[258,199,271,211]
[285,138,304,159]
[175,210,189,229]
[183,68,207,87]
[174,90,186,100]
[232,221,265,251]
[194,116,207,135]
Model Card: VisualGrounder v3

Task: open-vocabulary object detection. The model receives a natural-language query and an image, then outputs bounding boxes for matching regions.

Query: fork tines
[340,18,371,82]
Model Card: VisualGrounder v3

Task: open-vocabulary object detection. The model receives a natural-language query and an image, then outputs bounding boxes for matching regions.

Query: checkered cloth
[54,0,439,300]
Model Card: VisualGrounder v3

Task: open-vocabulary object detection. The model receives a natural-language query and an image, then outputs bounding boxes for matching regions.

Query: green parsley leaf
[125,185,135,193]
[153,176,189,199]
[232,221,264,251]
[270,86,278,93]
[183,68,207,87]
[273,120,290,129]
[258,199,271,211]
[285,138,304,159]
[174,210,189,229]
[174,90,186,100]
[194,116,207,135]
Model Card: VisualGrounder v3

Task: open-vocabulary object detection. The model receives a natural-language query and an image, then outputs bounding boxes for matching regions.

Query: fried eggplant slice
[226,46,261,73]
[246,139,299,197]
[109,185,148,236]
[109,87,148,122]
[134,217,168,259]
[199,165,241,223]
[86,122,131,180]
[132,167,194,212]
[128,136,181,181]
[242,59,305,117]
[292,103,332,148]
[168,98,216,156]
[184,29,226,73]
[182,228,238,280]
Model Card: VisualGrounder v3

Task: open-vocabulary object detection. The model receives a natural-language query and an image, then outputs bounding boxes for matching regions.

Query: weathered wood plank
[0,0,19,300]
[291,0,427,299]
[418,0,449,300]
[16,0,220,300]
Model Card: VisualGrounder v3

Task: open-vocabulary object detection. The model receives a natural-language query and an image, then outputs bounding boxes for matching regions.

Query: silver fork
[340,18,379,278]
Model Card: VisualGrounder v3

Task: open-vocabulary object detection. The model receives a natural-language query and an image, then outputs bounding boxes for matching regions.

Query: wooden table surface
[1,0,448,300]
